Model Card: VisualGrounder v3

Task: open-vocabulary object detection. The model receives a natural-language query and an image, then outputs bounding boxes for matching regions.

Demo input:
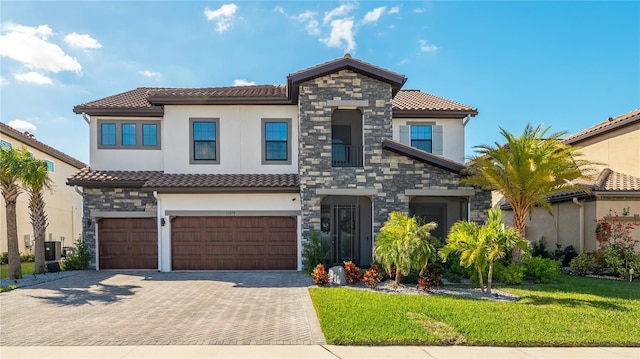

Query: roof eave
[392,109,478,118]
[142,186,300,193]
[381,139,466,174]
[563,115,640,145]
[73,107,164,117]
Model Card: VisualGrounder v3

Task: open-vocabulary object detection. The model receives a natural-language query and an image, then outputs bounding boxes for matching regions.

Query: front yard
[309,274,640,346]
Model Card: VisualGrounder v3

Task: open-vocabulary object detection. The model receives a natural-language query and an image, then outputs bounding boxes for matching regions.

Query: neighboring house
[0,122,86,257]
[67,54,491,271]
[501,108,640,252]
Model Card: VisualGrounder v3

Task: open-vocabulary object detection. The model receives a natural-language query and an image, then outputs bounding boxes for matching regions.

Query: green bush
[524,257,560,283]
[62,237,91,271]
[494,262,525,285]
[570,252,593,275]
[302,230,328,275]
[20,253,35,262]
[0,252,7,264]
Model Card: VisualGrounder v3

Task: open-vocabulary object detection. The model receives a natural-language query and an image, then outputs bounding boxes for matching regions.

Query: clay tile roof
[67,168,161,187]
[595,169,640,192]
[67,168,299,193]
[563,108,640,145]
[143,173,299,192]
[392,90,478,115]
[147,85,287,99]
[0,122,86,169]
[381,139,467,174]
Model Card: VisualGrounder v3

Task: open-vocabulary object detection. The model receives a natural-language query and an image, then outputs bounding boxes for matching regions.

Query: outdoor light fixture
[83,218,92,227]
[161,218,166,226]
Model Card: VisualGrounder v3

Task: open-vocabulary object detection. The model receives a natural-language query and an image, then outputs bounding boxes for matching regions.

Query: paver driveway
[0,271,326,345]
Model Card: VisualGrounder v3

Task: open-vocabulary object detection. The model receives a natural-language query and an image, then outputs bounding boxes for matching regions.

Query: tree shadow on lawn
[518,294,631,311]
[29,282,141,307]
[502,275,640,301]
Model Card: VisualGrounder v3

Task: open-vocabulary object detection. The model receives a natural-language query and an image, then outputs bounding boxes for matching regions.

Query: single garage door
[171,216,297,270]
[98,218,158,269]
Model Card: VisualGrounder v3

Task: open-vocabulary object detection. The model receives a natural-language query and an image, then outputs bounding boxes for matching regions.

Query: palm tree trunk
[29,190,48,274]
[477,266,485,293]
[512,207,527,262]
[5,194,22,280]
[394,268,402,287]
[487,262,493,294]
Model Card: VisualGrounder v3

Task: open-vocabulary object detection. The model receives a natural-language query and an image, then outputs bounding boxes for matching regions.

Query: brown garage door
[98,218,158,269]
[171,216,297,270]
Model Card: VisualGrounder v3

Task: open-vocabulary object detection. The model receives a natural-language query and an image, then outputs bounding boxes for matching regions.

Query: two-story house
[68,55,491,271]
[1,122,85,257]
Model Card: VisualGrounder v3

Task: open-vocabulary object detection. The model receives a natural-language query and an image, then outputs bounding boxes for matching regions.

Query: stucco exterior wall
[573,122,640,177]
[392,117,466,164]
[0,135,83,254]
[162,105,298,174]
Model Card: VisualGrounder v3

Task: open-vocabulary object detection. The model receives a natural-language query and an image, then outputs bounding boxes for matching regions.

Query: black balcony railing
[332,144,363,167]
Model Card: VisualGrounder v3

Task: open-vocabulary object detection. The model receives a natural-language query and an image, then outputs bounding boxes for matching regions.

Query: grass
[309,274,640,346]
[0,262,35,292]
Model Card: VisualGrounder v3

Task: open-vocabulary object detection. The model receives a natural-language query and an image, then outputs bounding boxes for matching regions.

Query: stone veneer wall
[82,187,157,268]
[298,69,490,243]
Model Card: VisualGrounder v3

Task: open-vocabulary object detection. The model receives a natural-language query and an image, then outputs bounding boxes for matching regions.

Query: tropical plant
[312,264,329,286]
[21,156,52,274]
[362,265,383,288]
[0,147,32,279]
[440,208,529,294]
[302,230,329,275]
[343,261,361,284]
[463,124,596,244]
[62,236,91,271]
[373,212,437,287]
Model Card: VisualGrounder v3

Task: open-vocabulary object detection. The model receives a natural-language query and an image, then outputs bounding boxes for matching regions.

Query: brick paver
[0,271,326,345]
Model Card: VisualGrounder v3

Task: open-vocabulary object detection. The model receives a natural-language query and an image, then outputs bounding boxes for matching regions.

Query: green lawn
[309,274,640,346]
[0,262,35,279]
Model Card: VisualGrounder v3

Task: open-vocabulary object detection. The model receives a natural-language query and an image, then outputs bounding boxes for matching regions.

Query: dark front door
[321,196,372,266]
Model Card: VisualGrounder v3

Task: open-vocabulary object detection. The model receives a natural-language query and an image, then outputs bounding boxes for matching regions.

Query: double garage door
[98,216,297,270]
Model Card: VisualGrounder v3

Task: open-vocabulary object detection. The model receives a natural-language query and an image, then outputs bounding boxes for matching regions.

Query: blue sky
[1,1,638,164]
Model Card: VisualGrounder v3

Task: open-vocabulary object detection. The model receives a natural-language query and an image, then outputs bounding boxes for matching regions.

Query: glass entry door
[320,196,372,267]
[333,204,357,263]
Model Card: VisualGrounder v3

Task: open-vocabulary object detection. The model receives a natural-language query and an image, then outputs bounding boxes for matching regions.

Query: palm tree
[21,156,52,274]
[373,211,437,287]
[464,124,596,240]
[0,147,31,279]
[440,208,528,294]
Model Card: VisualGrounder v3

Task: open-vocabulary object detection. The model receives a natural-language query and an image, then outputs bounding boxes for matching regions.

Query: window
[101,123,117,146]
[262,119,291,164]
[0,139,11,149]
[97,120,161,149]
[411,125,432,153]
[142,124,157,146]
[399,123,443,156]
[121,124,137,146]
[46,160,54,172]
[190,118,219,164]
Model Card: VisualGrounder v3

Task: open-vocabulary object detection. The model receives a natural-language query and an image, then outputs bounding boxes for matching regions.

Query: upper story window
[190,118,219,164]
[0,139,12,149]
[400,122,443,156]
[97,120,161,150]
[46,160,55,172]
[262,119,291,165]
[411,125,432,153]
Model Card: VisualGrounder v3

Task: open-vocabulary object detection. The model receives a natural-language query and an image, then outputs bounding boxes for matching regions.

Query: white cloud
[274,6,285,14]
[0,23,81,73]
[204,4,238,33]
[389,6,400,14]
[233,79,256,86]
[0,76,9,85]
[7,119,37,132]
[14,71,53,85]
[399,58,409,65]
[362,7,386,24]
[293,11,321,35]
[419,39,438,52]
[64,32,102,49]
[140,70,161,81]
[323,3,355,24]
[321,18,356,53]
[413,8,425,14]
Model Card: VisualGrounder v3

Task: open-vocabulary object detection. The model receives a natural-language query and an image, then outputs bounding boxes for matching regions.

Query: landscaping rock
[328,266,346,286]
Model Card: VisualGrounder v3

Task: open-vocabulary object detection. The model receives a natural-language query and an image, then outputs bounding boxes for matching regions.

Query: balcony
[332,144,363,167]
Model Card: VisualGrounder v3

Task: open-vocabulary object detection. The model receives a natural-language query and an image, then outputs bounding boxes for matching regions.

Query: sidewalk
[1,345,638,359]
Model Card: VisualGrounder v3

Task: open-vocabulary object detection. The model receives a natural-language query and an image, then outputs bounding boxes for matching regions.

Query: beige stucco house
[501,108,640,252]
[0,122,86,256]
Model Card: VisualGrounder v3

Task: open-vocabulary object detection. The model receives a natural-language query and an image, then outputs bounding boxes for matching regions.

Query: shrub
[400,269,421,285]
[524,257,560,283]
[531,238,551,258]
[20,253,35,262]
[302,230,328,275]
[494,262,525,285]
[62,237,91,271]
[0,252,8,265]
[362,265,383,288]
[344,261,362,284]
[570,252,595,275]
[417,264,441,291]
[312,264,329,286]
